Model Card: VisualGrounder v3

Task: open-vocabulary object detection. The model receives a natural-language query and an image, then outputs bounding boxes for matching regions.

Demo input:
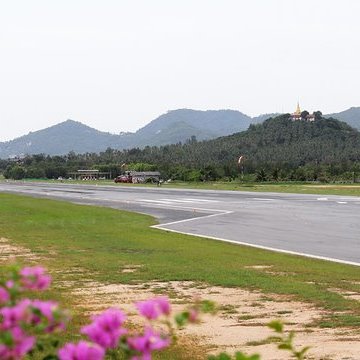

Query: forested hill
[1,108,359,159]
[209,115,360,169]
[119,114,360,172]
[2,114,360,181]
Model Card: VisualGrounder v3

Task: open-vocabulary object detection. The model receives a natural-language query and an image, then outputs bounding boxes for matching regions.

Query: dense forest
[1,114,360,182]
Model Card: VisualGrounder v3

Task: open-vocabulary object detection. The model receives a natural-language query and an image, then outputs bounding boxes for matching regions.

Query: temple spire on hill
[290,102,315,122]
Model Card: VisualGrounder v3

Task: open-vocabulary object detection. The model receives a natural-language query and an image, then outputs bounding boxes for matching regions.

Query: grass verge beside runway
[0,193,359,331]
[161,181,360,197]
[17,178,360,196]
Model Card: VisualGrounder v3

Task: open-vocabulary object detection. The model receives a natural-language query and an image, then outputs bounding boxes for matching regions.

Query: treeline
[1,114,360,182]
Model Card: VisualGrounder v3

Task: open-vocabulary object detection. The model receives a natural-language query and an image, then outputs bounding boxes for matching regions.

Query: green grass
[0,193,359,332]
[156,180,360,196]
[18,178,360,196]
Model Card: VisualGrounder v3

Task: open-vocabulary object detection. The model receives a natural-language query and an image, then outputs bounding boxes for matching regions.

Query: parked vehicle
[114,175,132,183]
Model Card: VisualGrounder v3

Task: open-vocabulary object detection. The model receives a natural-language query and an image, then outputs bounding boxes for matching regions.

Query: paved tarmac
[0,181,359,266]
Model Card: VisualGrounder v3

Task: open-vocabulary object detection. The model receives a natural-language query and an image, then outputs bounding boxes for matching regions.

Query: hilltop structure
[290,103,315,121]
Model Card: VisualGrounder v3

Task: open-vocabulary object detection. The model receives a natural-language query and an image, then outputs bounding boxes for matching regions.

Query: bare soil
[1,237,359,360]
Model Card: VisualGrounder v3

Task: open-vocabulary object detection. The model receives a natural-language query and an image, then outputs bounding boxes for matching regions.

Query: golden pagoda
[290,102,302,120]
[290,102,316,122]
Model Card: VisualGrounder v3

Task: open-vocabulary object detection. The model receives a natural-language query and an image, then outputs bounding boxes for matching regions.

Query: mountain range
[0,107,359,158]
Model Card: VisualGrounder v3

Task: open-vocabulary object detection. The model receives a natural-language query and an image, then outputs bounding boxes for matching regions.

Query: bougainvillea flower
[154,297,171,316]
[0,299,32,330]
[20,266,51,291]
[188,307,199,323]
[0,286,10,305]
[58,341,105,360]
[0,326,35,360]
[81,308,127,349]
[30,300,68,332]
[136,297,171,320]
[127,326,170,359]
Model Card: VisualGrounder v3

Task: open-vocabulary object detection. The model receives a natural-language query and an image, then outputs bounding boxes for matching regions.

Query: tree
[313,111,322,120]
[9,165,26,180]
[301,110,309,120]
[255,169,268,182]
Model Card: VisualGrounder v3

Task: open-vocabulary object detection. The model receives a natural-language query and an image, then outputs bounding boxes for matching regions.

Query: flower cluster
[0,266,68,359]
[60,298,172,360]
[0,265,215,360]
[0,264,306,360]
[136,297,171,320]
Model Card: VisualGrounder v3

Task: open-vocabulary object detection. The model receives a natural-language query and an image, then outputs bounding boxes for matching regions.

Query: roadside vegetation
[0,193,359,333]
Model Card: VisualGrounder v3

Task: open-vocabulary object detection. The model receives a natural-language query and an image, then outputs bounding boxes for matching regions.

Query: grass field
[18,178,360,196]
[0,193,359,331]
[158,181,360,197]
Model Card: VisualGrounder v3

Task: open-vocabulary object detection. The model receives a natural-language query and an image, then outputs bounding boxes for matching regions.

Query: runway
[0,181,359,266]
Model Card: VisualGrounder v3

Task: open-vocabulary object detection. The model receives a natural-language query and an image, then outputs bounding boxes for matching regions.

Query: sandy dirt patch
[56,273,360,360]
[1,238,359,359]
[0,237,40,262]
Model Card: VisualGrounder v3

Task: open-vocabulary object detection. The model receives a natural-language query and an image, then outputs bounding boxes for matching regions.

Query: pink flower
[0,286,10,305]
[136,297,171,320]
[20,266,51,291]
[0,327,35,359]
[188,308,199,323]
[0,299,68,333]
[155,297,171,316]
[30,300,68,332]
[5,280,15,289]
[81,308,127,349]
[58,341,105,360]
[127,326,170,359]
[0,299,32,330]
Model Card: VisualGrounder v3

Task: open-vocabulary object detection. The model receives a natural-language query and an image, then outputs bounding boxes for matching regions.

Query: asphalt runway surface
[0,181,359,266]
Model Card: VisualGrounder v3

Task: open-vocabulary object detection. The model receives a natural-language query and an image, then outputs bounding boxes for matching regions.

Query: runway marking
[250,198,275,201]
[139,198,221,206]
[152,210,233,228]
[317,197,328,201]
[140,202,230,213]
[152,225,360,267]
[337,201,348,204]
[159,199,198,203]
[183,198,219,203]
[139,199,174,205]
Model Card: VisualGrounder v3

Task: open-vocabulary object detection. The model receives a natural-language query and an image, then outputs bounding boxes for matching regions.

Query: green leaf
[51,339,60,348]
[175,312,189,327]
[235,352,261,360]
[36,342,45,352]
[249,355,261,360]
[295,346,311,359]
[207,353,232,360]
[42,355,59,360]
[0,331,14,346]
[268,320,283,333]
[201,300,217,314]
[278,343,292,350]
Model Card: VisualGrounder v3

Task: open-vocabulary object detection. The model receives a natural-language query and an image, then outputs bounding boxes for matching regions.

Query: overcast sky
[1,0,359,141]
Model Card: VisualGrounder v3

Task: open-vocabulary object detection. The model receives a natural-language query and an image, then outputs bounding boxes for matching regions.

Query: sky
[1,0,360,141]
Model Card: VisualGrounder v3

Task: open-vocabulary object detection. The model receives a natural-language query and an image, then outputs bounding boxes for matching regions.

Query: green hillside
[2,114,360,182]
[118,114,360,172]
